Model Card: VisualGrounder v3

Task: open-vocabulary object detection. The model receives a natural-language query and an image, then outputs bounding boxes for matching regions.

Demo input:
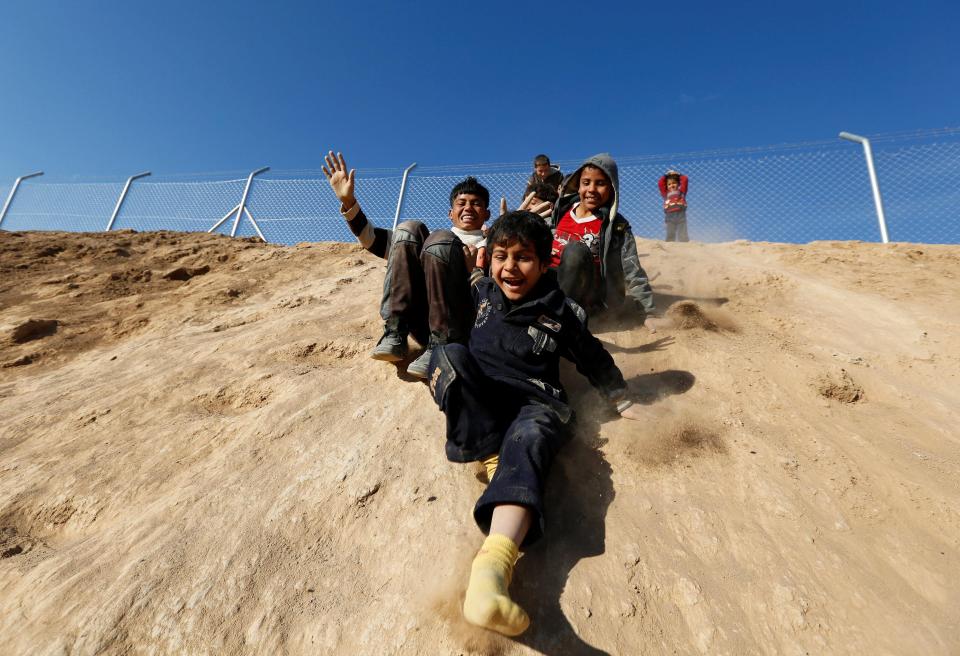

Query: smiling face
[577,165,612,212]
[448,193,490,231]
[666,178,679,192]
[490,239,547,302]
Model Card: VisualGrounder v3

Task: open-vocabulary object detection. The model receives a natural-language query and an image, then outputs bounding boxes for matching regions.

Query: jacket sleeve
[341,202,392,260]
[522,174,536,201]
[679,175,689,195]
[559,299,628,403]
[657,176,668,198]
[619,224,656,314]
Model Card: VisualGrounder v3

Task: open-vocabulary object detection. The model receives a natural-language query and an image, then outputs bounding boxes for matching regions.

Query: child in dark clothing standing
[523,154,563,199]
[428,211,643,636]
[658,169,689,242]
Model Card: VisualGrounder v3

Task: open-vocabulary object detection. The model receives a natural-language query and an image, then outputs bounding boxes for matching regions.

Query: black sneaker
[371,320,408,361]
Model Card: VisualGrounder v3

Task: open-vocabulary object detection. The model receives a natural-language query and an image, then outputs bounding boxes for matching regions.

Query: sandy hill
[1,229,958,656]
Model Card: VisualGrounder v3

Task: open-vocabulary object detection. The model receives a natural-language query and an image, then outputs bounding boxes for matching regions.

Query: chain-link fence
[2,129,958,245]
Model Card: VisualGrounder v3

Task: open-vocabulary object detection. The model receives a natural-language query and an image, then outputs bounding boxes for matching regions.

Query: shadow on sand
[506,363,695,654]
[628,370,696,405]
[511,411,613,656]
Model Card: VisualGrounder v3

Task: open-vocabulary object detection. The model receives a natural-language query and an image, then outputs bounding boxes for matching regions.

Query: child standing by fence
[658,169,689,242]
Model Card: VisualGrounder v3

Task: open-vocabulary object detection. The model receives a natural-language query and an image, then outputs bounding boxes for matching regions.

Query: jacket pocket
[527,326,558,355]
[429,346,457,411]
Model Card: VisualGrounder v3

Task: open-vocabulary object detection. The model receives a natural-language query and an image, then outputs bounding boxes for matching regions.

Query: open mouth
[500,277,525,292]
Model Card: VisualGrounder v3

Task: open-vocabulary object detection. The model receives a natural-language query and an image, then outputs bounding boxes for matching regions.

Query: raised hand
[476,245,487,270]
[321,151,357,209]
[463,243,480,270]
[518,191,553,220]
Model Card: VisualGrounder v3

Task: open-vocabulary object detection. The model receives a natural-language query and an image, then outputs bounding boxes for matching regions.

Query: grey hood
[560,152,620,223]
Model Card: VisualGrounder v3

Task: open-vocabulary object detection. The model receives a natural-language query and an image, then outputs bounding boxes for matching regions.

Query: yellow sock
[463,534,530,636]
[481,454,499,482]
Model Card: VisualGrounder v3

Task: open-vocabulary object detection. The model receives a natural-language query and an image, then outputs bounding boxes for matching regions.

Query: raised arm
[679,174,689,195]
[322,151,357,211]
[321,150,392,259]
[657,175,668,198]
[559,299,645,421]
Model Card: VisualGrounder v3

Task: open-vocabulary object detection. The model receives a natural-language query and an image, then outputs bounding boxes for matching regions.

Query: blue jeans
[665,210,689,242]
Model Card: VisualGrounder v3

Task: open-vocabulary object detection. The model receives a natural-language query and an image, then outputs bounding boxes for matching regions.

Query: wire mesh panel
[112,179,247,234]
[3,130,958,245]
[246,174,403,245]
[873,141,960,244]
[402,148,883,244]
[615,147,879,243]
[1,181,123,232]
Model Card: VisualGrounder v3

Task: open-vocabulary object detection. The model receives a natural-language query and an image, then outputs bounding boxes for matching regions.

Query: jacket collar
[483,270,567,320]
[551,192,611,229]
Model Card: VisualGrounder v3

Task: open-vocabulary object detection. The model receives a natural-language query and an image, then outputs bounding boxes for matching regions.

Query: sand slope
[1,229,958,655]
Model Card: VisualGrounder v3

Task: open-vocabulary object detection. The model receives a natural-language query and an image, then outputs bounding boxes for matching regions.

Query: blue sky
[1,0,957,180]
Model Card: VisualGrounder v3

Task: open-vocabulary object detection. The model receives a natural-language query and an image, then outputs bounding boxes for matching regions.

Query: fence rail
[2,129,958,245]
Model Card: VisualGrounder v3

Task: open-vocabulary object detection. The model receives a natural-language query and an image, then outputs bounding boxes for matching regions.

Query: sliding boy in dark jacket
[428,211,644,636]
[548,153,655,319]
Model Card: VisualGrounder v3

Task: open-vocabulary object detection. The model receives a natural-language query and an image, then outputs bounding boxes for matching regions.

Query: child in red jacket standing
[658,170,689,242]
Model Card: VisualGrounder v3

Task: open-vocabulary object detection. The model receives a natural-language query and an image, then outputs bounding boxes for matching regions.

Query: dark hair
[449,176,489,208]
[533,154,551,166]
[530,182,558,204]
[486,211,553,263]
[581,163,609,181]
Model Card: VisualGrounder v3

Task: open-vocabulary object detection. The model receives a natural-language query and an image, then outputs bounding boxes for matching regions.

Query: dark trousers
[380,221,473,345]
[429,343,567,546]
[665,211,689,242]
[555,241,601,311]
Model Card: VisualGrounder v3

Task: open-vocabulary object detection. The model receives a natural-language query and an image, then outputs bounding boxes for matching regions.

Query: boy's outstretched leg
[555,240,599,310]
[407,230,473,379]
[373,220,431,360]
[463,505,532,636]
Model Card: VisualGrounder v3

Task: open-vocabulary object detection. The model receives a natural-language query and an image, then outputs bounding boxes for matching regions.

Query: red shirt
[550,205,603,268]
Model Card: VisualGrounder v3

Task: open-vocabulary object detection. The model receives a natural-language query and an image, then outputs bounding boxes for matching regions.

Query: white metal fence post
[106,171,151,231]
[839,131,890,243]
[208,166,269,239]
[392,162,417,231]
[0,171,44,229]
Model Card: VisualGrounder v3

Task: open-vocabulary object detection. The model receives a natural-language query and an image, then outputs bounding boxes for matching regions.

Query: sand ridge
[1,229,959,655]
